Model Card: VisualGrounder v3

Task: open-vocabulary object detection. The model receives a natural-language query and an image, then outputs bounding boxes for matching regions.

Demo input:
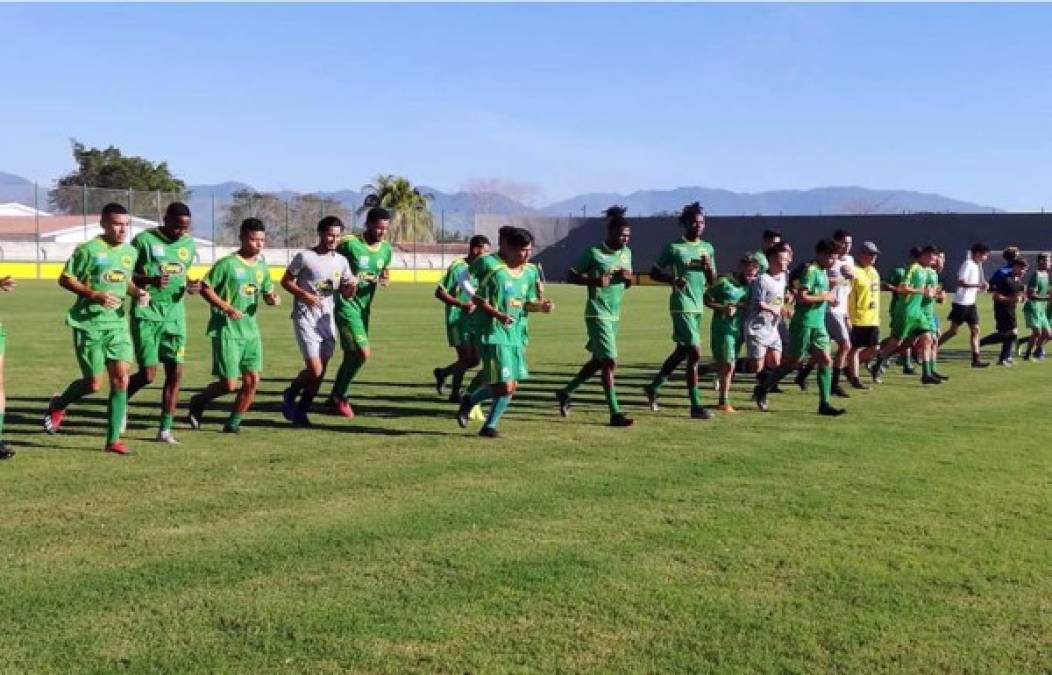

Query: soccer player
[126,202,201,444]
[0,274,16,460]
[939,243,991,368]
[752,238,845,416]
[751,228,782,275]
[744,242,790,384]
[1021,252,1050,360]
[820,229,855,397]
[869,245,942,384]
[280,216,357,427]
[979,257,1027,366]
[845,241,881,389]
[556,206,635,427]
[188,218,279,432]
[705,254,758,412]
[326,207,393,418]
[642,202,717,420]
[433,235,491,403]
[875,247,920,377]
[927,250,949,379]
[44,202,149,454]
[456,228,553,438]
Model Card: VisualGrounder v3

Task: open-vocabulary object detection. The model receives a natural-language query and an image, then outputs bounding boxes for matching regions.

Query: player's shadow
[231,418,455,437]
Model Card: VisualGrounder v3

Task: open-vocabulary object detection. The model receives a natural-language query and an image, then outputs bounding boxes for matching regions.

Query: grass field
[1,279,1049,673]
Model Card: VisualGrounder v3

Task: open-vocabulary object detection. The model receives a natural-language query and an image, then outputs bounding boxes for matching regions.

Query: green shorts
[891,312,933,340]
[336,310,370,352]
[131,318,186,367]
[0,324,6,357]
[786,323,831,360]
[586,318,619,360]
[671,312,704,347]
[447,321,472,348]
[481,344,528,383]
[72,325,134,378]
[711,329,742,364]
[211,335,262,379]
[1024,303,1050,330]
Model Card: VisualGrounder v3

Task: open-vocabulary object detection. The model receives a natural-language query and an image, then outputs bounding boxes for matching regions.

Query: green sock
[922,359,932,377]
[107,389,128,443]
[484,395,512,430]
[160,413,174,431]
[603,385,621,415]
[718,393,728,405]
[817,365,832,405]
[56,378,93,410]
[649,373,669,393]
[688,385,702,408]
[331,351,365,400]
[0,412,5,440]
[226,413,244,430]
[931,355,940,373]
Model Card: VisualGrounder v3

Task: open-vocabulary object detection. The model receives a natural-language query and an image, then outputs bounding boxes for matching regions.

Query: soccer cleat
[867,362,885,385]
[291,412,312,428]
[456,395,473,429]
[468,404,485,422]
[831,385,851,399]
[769,384,785,394]
[281,388,296,422]
[920,374,943,385]
[971,360,991,368]
[329,397,355,419]
[997,359,1014,367]
[690,406,713,420]
[642,385,660,412]
[817,403,846,417]
[932,371,949,381]
[609,413,635,427]
[793,371,809,392]
[849,377,869,390]
[433,368,446,396]
[478,426,499,439]
[187,395,205,430]
[155,429,180,445]
[105,441,131,455]
[0,441,14,460]
[221,424,241,434]
[716,403,737,414]
[555,390,571,418]
[751,384,769,413]
[902,364,916,376]
[43,395,65,434]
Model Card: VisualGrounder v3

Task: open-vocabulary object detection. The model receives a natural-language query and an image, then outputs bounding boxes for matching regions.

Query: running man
[705,254,758,412]
[188,218,280,433]
[877,247,920,377]
[798,229,854,396]
[939,243,991,368]
[433,235,491,403]
[126,202,201,444]
[280,216,357,426]
[1021,252,1049,360]
[456,228,553,438]
[979,256,1028,365]
[869,245,941,384]
[0,274,16,460]
[845,241,882,389]
[327,207,393,418]
[642,202,717,420]
[44,202,149,454]
[751,228,783,275]
[744,242,790,385]
[556,206,635,427]
[752,238,845,416]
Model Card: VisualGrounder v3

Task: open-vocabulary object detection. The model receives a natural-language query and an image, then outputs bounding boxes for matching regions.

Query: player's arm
[700,251,717,286]
[262,271,280,306]
[524,299,553,313]
[280,269,321,308]
[58,273,122,310]
[434,284,471,310]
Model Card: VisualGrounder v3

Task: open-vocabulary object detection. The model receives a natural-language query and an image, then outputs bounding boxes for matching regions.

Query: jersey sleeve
[202,258,226,291]
[705,243,717,276]
[131,234,149,273]
[383,244,394,270]
[286,252,305,278]
[62,244,91,281]
[261,264,275,294]
[570,248,594,276]
[654,244,674,271]
[527,268,540,303]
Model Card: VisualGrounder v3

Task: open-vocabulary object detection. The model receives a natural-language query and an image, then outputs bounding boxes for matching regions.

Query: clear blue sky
[1,3,1050,210]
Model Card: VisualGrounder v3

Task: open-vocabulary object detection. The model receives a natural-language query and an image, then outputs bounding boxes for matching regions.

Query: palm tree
[359,174,436,243]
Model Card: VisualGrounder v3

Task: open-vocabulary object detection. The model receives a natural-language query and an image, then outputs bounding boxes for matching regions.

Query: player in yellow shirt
[845,241,882,389]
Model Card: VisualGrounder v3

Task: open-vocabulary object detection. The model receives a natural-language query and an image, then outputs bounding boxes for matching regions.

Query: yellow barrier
[0,263,445,283]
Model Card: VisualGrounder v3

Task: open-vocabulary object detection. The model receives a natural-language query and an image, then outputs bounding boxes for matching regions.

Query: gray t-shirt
[286,249,354,321]
[746,272,786,335]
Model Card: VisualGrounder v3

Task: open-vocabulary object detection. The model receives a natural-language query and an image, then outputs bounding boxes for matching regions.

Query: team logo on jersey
[177,248,191,262]
[103,269,128,283]
[510,299,523,308]
[241,283,259,297]
[317,279,334,292]
[94,254,110,265]
[152,244,166,257]
[234,268,246,280]
[120,255,134,269]
[161,262,185,275]
[359,256,370,268]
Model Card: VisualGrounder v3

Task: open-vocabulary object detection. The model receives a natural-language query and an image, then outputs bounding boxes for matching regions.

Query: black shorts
[994,305,1017,333]
[948,303,979,327]
[850,325,880,348]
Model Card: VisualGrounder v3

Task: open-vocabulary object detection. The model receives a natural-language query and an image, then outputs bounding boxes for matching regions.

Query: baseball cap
[861,241,880,255]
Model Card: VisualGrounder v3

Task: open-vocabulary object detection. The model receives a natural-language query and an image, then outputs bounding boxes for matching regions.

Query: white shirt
[827,254,854,316]
[954,258,982,305]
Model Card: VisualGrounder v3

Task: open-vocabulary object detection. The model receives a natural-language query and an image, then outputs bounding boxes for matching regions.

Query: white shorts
[745,326,782,360]
[293,313,337,361]
[825,312,851,344]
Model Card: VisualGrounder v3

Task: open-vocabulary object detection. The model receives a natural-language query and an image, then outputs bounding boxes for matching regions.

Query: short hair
[604,204,629,232]
[164,202,191,220]
[101,202,128,219]
[765,242,789,257]
[497,225,515,243]
[469,234,490,249]
[908,246,922,259]
[1002,246,1020,262]
[919,244,938,256]
[815,238,838,255]
[240,217,266,235]
[1012,257,1028,267]
[833,228,852,241]
[762,228,782,241]
[366,207,390,225]
[970,243,991,255]
[678,201,704,227]
[505,227,533,249]
[317,215,344,233]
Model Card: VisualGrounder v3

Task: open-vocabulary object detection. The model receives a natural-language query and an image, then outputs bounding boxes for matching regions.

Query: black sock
[832,367,842,388]
[979,332,1001,347]
[999,336,1015,362]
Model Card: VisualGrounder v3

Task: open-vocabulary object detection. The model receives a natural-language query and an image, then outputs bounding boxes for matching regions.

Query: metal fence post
[211,192,216,264]
[285,199,291,263]
[34,182,41,279]
[82,184,88,240]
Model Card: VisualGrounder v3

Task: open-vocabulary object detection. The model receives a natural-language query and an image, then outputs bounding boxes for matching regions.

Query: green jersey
[887,266,907,317]
[130,228,196,324]
[1026,270,1049,306]
[62,236,137,330]
[752,249,769,275]
[571,243,633,320]
[895,263,927,319]
[438,258,472,328]
[920,267,940,317]
[790,262,829,329]
[707,274,749,335]
[654,238,717,314]
[335,234,392,317]
[203,254,274,340]
[476,262,539,347]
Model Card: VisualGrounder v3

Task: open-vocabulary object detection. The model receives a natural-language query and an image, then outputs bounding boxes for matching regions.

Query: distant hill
[0,171,35,206]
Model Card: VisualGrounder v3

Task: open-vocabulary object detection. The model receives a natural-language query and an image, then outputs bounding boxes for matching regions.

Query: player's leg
[830,316,852,397]
[434,323,467,396]
[127,318,160,399]
[752,325,804,412]
[0,341,11,459]
[558,318,612,417]
[810,334,843,416]
[330,312,369,410]
[102,356,131,454]
[226,336,263,433]
[645,313,693,408]
[45,330,106,433]
[793,353,816,391]
[684,316,710,420]
[557,357,600,417]
[188,336,240,429]
[600,358,632,426]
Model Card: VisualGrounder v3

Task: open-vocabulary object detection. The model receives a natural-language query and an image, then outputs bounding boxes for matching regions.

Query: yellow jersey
[849,265,881,326]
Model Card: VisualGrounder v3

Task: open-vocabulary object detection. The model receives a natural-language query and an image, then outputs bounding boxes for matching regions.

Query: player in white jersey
[280,217,356,426]
[745,243,790,383]
[938,243,991,368]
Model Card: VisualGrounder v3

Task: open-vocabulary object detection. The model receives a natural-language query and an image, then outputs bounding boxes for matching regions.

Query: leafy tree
[360,174,435,243]
[219,189,351,247]
[49,140,188,217]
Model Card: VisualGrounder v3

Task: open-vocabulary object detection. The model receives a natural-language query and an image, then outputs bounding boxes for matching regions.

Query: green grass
[1,280,1049,673]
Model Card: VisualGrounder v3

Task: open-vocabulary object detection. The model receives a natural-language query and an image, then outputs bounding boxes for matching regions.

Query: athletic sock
[226,413,244,430]
[450,370,465,397]
[797,363,814,381]
[648,372,669,393]
[832,367,842,388]
[718,392,728,405]
[469,384,496,406]
[483,395,512,430]
[817,365,832,405]
[56,379,93,410]
[106,389,128,444]
[1023,341,1034,359]
[763,363,794,390]
[688,385,702,408]
[331,351,365,401]
[757,367,770,383]
[603,384,621,415]
[999,336,1015,362]
[0,412,5,441]
[160,413,174,432]
[562,369,591,396]
[465,369,487,396]
[979,332,1001,347]
[296,394,314,416]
